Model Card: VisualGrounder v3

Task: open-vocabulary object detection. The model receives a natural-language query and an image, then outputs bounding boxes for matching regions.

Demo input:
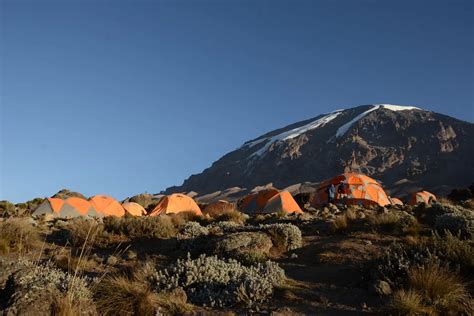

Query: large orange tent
[311,173,390,207]
[203,200,235,217]
[33,197,102,218]
[408,191,437,206]
[149,193,202,216]
[240,188,279,214]
[89,195,126,217]
[262,191,303,214]
[122,202,147,216]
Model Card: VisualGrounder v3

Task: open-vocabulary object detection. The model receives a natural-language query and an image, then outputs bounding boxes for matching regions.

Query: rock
[364,240,372,246]
[358,212,366,219]
[370,280,392,296]
[106,255,118,265]
[290,253,298,259]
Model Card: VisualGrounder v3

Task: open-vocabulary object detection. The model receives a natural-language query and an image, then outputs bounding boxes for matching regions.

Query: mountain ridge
[164,104,474,198]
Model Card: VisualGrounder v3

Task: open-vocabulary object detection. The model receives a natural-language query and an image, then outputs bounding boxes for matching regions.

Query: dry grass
[0,217,40,254]
[169,211,201,227]
[331,214,348,233]
[408,264,472,314]
[54,254,98,273]
[368,213,399,230]
[93,275,191,315]
[66,218,116,248]
[51,295,86,316]
[103,215,177,239]
[215,209,247,225]
[389,289,431,315]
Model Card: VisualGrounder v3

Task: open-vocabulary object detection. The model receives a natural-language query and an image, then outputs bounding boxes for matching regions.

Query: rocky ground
[0,200,473,315]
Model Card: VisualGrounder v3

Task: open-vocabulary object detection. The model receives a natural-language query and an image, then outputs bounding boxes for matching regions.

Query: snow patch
[246,110,343,158]
[335,104,421,138]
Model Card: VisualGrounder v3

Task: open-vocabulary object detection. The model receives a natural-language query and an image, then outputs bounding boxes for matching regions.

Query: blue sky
[1,0,473,202]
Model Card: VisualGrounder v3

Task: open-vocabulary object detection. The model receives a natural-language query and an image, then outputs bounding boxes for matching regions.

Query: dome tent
[240,188,279,214]
[149,193,202,216]
[311,173,390,207]
[122,202,147,216]
[89,195,126,217]
[33,197,102,218]
[408,191,437,206]
[262,191,303,214]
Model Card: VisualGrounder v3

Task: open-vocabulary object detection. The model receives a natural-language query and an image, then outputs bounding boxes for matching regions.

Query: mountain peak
[165,105,473,198]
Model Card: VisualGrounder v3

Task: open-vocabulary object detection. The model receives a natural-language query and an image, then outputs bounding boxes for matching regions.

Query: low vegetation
[0,217,40,254]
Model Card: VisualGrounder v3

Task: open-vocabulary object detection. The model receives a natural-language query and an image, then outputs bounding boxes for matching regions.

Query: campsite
[2,1,473,315]
[0,173,473,315]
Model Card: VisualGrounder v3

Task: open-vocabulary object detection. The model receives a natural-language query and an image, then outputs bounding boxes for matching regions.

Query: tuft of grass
[169,211,201,227]
[51,295,85,316]
[54,254,98,273]
[0,217,40,254]
[389,289,431,315]
[215,209,247,225]
[368,213,400,231]
[93,275,190,315]
[331,214,348,233]
[408,264,472,314]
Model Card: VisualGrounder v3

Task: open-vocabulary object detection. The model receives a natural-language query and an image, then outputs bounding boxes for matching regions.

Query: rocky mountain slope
[165,104,474,198]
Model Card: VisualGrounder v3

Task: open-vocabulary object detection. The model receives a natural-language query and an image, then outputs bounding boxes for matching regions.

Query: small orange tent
[122,202,147,216]
[149,193,202,216]
[203,200,235,217]
[33,197,101,218]
[240,188,279,214]
[311,173,390,207]
[389,197,404,206]
[89,195,126,217]
[408,191,436,206]
[263,191,303,214]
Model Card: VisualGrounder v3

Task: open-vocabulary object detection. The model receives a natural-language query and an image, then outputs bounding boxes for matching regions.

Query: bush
[435,211,473,239]
[177,221,209,239]
[66,218,116,248]
[260,223,303,252]
[214,232,273,263]
[103,215,177,239]
[373,232,473,286]
[2,260,94,315]
[367,211,420,236]
[151,254,286,307]
[0,217,40,254]
[0,200,17,218]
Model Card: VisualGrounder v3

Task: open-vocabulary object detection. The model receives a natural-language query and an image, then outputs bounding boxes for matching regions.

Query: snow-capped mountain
[165,104,474,198]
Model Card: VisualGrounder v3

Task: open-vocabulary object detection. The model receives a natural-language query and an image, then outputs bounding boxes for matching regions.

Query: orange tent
[240,188,279,214]
[89,195,126,217]
[203,200,235,217]
[263,191,303,214]
[408,191,436,206]
[149,193,202,216]
[122,202,147,216]
[311,173,390,207]
[33,197,101,218]
[389,197,404,206]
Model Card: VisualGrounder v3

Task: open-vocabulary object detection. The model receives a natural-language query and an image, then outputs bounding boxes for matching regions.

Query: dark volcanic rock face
[165,105,474,198]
